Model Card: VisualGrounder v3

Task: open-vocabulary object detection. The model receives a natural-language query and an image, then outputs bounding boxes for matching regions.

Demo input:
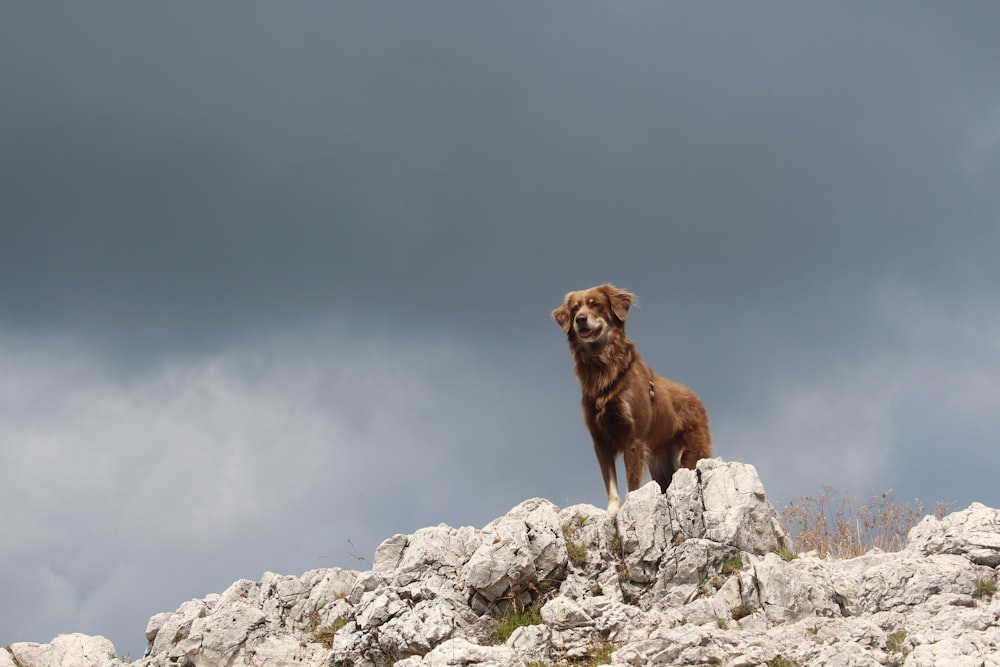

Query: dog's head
[552,284,634,346]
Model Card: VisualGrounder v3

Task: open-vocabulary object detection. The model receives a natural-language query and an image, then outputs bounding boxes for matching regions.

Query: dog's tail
[650,445,686,492]
[649,447,684,493]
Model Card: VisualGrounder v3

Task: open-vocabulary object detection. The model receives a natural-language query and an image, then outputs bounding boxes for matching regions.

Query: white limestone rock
[615,481,672,584]
[462,498,567,604]
[540,595,593,630]
[697,458,792,555]
[908,501,1000,566]
[19,457,1000,667]
[505,624,551,663]
[7,634,121,667]
[394,638,523,667]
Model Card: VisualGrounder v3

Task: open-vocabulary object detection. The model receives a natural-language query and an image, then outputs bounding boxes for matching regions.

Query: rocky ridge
[5,458,999,667]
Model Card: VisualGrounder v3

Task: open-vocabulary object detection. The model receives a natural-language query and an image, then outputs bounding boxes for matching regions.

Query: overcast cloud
[2,2,999,658]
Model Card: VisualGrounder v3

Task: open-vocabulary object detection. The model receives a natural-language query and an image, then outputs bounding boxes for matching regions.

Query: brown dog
[553,284,713,513]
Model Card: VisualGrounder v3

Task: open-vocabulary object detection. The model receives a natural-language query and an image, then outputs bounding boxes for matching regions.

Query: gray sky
[2,1,999,658]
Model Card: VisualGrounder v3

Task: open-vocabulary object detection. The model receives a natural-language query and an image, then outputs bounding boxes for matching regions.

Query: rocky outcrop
[3,634,119,667]
[7,459,1000,667]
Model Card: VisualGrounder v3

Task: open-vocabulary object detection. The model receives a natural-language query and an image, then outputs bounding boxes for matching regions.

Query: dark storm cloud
[4,1,997,357]
[2,1,1000,658]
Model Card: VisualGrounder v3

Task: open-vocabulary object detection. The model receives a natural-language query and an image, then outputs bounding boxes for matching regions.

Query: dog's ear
[552,293,575,333]
[604,285,634,324]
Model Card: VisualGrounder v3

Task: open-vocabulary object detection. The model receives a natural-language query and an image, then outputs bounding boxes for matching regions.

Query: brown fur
[552,284,713,513]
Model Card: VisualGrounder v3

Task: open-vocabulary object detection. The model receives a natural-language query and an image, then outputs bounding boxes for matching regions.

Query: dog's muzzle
[574,315,604,340]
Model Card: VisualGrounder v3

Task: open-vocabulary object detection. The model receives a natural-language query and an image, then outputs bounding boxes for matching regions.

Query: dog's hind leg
[623,441,646,493]
[593,441,621,514]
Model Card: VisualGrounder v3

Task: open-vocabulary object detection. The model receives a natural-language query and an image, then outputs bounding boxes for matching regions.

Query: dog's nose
[575,315,589,326]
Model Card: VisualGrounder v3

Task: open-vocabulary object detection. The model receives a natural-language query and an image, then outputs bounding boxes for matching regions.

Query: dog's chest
[588,395,635,436]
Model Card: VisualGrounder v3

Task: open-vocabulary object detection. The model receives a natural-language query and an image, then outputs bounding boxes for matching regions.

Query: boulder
[697,458,793,555]
[908,502,1000,566]
[7,634,121,667]
[393,638,522,667]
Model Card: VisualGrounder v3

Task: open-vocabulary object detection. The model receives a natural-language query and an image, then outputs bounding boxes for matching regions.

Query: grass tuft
[768,657,797,667]
[974,577,997,600]
[580,639,617,666]
[730,603,753,621]
[776,544,798,562]
[885,630,910,665]
[562,524,589,566]
[722,554,743,574]
[489,602,543,645]
[309,615,347,648]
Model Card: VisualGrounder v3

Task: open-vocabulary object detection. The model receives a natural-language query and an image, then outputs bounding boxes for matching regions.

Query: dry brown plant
[782,486,954,559]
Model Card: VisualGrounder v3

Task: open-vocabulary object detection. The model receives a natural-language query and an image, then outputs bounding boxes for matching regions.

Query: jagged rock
[245,637,327,667]
[539,596,592,630]
[7,634,121,667]
[144,597,211,658]
[462,498,567,607]
[555,503,622,603]
[393,638,521,667]
[616,481,672,584]
[750,551,842,622]
[855,552,987,613]
[374,524,481,588]
[505,624,551,662]
[908,501,1000,566]
[13,458,1000,667]
[698,458,792,555]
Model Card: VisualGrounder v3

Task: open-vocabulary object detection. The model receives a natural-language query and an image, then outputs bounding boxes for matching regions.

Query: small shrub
[722,554,743,574]
[730,603,753,621]
[562,525,589,566]
[310,616,347,648]
[611,527,623,556]
[716,617,729,630]
[782,486,955,559]
[974,577,997,599]
[536,577,557,595]
[768,657,797,667]
[698,575,722,596]
[583,639,617,666]
[886,630,909,661]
